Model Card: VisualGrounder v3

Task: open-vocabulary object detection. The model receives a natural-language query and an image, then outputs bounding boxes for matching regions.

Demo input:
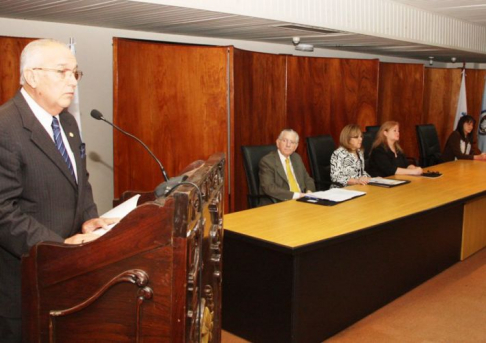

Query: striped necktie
[52,117,75,179]
[285,158,300,192]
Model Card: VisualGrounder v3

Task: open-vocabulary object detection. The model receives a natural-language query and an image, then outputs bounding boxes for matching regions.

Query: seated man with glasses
[0,38,117,342]
[259,129,315,204]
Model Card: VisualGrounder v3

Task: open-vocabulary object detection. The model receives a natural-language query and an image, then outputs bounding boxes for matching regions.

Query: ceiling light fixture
[292,36,314,52]
[295,43,314,52]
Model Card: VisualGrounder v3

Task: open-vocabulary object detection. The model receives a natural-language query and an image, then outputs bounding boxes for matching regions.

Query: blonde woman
[367,121,422,177]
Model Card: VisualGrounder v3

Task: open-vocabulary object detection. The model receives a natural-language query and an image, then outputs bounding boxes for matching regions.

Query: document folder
[298,189,366,206]
[368,178,410,188]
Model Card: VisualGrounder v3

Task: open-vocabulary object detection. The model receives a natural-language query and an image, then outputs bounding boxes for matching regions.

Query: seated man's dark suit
[0,92,98,338]
[259,150,315,204]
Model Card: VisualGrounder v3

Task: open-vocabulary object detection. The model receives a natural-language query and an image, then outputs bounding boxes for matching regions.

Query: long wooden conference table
[222,160,486,342]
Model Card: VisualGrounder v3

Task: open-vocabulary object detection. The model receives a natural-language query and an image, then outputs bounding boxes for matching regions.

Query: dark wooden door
[114,38,233,210]
[0,36,35,104]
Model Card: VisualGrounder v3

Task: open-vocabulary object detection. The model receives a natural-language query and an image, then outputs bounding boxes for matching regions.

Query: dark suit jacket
[259,150,315,204]
[0,91,98,318]
[367,145,409,177]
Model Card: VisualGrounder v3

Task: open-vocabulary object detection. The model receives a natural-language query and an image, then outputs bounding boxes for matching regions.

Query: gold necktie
[286,158,300,192]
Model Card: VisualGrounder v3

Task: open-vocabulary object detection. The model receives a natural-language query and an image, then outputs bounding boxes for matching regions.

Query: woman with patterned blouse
[330,124,371,187]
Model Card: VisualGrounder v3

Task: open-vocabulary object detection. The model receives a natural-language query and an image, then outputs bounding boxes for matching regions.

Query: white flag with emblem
[479,79,486,152]
[453,69,467,130]
[68,37,82,135]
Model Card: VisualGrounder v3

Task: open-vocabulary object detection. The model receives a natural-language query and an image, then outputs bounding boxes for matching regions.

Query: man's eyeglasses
[32,68,83,81]
[280,138,298,145]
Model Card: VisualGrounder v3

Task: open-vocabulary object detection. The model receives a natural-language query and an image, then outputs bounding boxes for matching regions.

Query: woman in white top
[330,124,370,187]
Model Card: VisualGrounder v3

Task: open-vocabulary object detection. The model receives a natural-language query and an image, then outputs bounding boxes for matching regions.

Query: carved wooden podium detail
[49,269,152,342]
[22,153,225,342]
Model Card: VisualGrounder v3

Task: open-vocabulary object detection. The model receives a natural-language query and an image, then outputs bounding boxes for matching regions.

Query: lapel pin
[69,132,74,137]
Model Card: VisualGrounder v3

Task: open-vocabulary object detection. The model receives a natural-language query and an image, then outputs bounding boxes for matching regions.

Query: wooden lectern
[22,153,225,342]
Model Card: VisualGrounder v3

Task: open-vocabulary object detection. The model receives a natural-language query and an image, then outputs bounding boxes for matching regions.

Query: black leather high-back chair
[241,144,277,208]
[416,124,442,167]
[365,125,380,143]
[306,135,335,191]
[362,131,374,161]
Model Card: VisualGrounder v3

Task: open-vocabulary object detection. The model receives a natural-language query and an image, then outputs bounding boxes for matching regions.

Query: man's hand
[64,232,101,245]
[81,217,120,234]
[63,217,120,245]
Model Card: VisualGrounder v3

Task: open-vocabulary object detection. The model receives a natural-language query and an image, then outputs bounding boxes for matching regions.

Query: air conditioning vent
[275,24,342,35]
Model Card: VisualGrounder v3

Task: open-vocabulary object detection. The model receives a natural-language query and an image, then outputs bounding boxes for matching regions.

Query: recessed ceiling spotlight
[295,43,314,52]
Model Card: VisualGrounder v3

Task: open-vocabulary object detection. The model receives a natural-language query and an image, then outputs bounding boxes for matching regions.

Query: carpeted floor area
[222,247,486,342]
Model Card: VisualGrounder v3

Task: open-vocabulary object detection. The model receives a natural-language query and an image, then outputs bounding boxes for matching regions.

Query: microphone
[90,109,169,182]
[154,174,189,198]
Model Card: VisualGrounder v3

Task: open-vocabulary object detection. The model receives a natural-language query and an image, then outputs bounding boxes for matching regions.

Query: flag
[479,80,486,152]
[453,68,467,130]
[68,37,82,136]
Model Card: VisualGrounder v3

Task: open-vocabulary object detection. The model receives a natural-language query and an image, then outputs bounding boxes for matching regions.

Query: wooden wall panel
[0,36,35,105]
[287,57,379,165]
[422,68,462,150]
[114,38,232,209]
[378,63,424,159]
[286,56,332,143]
[329,58,380,134]
[233,49,286,211]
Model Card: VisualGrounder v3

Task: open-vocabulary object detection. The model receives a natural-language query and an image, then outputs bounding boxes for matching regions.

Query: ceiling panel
[0,0,485,63]
[392,0,486,25]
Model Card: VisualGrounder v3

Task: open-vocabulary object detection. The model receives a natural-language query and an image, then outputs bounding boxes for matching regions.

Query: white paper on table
[306,189,365,202]
[93,194,141,236]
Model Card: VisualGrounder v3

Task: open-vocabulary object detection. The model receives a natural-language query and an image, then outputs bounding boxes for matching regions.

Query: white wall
[0,17,448,213]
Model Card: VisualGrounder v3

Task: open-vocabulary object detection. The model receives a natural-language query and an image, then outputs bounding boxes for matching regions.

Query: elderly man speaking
[259,129,315,205]
[0,39,118,342]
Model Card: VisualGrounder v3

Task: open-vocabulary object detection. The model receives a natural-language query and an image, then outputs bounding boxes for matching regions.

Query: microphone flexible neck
[101,118,169,182]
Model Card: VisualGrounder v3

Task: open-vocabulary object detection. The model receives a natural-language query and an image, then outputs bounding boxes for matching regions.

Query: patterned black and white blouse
[330,147,369,187]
